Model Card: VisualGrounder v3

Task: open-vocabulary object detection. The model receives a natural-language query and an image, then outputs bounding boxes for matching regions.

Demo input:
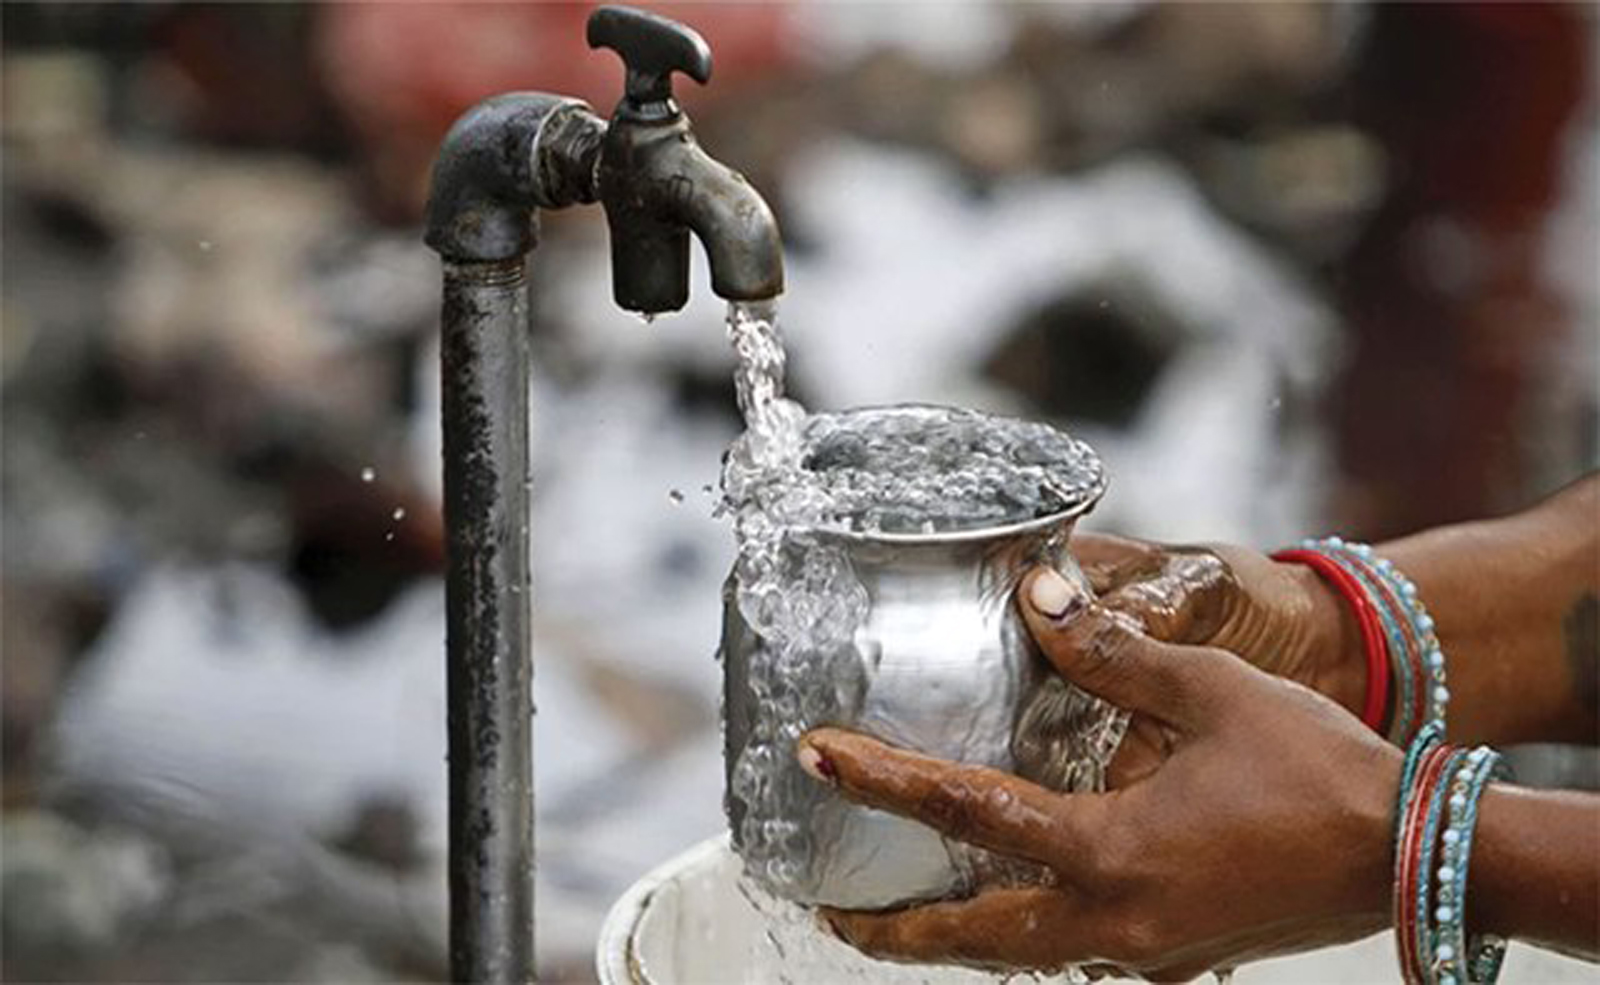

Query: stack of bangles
[1272,537,1447,745]
[1273,539,1514,985]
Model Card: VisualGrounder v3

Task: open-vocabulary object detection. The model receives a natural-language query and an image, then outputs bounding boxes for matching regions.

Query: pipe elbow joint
[425,93,604,263]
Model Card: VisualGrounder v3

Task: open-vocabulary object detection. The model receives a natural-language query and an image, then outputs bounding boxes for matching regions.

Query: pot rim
[805,477,1106,547]
[794,403,1109,548]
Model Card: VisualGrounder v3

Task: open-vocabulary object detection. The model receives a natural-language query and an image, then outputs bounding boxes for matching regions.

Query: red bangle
[1272,548,1390,732]
[1334,550,1426,744]
[1393,744,1456,985]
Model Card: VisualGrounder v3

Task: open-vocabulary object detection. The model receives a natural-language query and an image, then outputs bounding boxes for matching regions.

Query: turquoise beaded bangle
[1361,550,1449,732]
[1433,746,1511,985]
[1415,747,1471,978]
[1395,721,1447,843]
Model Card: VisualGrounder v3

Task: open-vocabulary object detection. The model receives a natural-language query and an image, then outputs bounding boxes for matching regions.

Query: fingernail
[797,742,837,783]
[1029,567,1084,620]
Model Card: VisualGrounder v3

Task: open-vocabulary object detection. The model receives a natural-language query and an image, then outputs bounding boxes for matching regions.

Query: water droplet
[637,311,657,325]
[392,507,407,521]
[360,467,376,483]
[384,532,395,542]
[668,489,685,505]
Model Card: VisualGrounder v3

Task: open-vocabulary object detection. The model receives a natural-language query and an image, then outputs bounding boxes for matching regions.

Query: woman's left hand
[1072,533,1364,715]
[798,566,1402,981]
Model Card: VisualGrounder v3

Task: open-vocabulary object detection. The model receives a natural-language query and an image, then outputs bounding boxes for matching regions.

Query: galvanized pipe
[427,89,601,985]
[425,11,782,981]
[439,258,534,984]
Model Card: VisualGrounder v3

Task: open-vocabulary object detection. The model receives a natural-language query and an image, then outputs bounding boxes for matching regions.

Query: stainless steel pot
[721,471,1120,910]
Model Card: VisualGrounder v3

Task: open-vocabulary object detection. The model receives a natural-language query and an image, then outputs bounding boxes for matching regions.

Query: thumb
[1019,566,1208,723]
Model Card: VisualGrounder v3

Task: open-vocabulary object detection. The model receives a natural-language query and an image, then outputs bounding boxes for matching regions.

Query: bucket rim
[595,835,733,985]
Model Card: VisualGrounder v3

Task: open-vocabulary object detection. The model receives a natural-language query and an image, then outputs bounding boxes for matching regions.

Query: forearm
[1469,783,1600,958]
[1378,475,1598,746]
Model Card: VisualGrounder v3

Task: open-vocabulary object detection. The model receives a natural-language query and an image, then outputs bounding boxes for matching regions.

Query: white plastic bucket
[596,836,1594,985]
[595,836,1010,985]
[596,837,759,985]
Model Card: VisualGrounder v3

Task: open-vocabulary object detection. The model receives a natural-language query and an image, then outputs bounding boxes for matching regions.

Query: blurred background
[2,2,1595,982]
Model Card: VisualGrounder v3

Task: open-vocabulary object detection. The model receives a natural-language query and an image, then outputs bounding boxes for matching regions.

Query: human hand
[1073,533,1365,716]
[799,567,1402,980]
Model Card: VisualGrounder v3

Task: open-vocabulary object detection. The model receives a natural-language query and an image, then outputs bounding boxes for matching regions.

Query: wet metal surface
[723,505,1115,909]
[440,259,534,983]
[425,94,601,264]
[596,117,784,310]
[425,9,788,979]
[589,6,784,311]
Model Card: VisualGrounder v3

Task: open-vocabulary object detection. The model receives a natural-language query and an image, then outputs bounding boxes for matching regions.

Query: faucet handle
[587,5,712,119]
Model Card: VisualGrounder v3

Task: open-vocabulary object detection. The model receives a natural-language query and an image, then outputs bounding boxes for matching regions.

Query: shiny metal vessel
[722,475,1116,910]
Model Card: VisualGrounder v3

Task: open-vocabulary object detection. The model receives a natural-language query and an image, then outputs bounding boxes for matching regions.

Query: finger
[1102,714,1170,789]
[1069,532,1160,572]
[1096,551,1230,646]
[798,728,1093,871]
[822,888,1085,971]
[1083,564,1119,596]
[1069,533,1164,593]
[1019,566,1212,723]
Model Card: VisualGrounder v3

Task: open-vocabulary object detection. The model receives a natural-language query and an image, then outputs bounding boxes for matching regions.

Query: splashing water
[718,301,1115,980]
[719,301,855,902]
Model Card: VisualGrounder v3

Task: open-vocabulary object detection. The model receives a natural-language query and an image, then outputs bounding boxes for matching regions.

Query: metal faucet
[421,7,783,983]
[588,7,785,309]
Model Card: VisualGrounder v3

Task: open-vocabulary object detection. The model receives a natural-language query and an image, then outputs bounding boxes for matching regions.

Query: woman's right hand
[811,560,1600,974]
[1071,533,1366,717]
[804,566,1402,979]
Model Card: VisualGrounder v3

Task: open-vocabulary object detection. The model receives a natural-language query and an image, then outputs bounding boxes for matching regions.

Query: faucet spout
[676,139,786,303]
[597,117,784,312]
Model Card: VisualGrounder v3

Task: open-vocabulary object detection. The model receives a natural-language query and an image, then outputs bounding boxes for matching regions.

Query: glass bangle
[1416,747,1470,980]
[1397,743,1457,985]
[1298,537,1448,745]
[1435,746,1511,985]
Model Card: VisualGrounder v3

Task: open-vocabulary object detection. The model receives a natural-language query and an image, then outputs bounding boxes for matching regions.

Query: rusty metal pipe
[438,258,535,984]
[423,8,783,982]
[427,94,602,985]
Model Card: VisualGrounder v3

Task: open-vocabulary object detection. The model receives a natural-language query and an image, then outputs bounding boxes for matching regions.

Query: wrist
[1290,561,1368,718]
[1339,741,1405,920]
[1468,782,1600,955]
